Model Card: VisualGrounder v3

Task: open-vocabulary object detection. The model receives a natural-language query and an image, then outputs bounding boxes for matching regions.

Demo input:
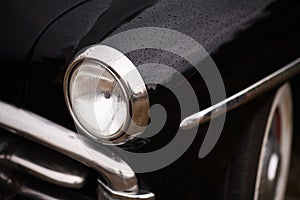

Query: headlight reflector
[70,61,128,139]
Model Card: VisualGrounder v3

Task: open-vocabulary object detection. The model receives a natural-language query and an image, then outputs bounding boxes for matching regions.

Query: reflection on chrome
[64,45,150,145]
[98,179,155,200]
[180,58,300,129]
[0,101,154,199]
[0,134,88,188]
[268,153,279,181]
[0,168,93,200]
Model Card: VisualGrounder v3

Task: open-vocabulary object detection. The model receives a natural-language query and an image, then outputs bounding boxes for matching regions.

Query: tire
[223,83,293,200]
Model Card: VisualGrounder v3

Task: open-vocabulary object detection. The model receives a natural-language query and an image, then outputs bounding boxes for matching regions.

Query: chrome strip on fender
[0,101,154,199]
[180,58,300,129]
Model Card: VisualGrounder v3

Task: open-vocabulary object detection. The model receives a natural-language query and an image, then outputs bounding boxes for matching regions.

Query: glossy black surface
[23,0,300,127]
[0,0,88,105]
[1,0,300,199]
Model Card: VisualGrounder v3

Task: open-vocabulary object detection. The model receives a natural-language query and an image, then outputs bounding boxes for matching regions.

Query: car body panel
[0,0,92,104]
[1,0,300,199]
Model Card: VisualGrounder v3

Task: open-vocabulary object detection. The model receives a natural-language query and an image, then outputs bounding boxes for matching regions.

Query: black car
[0,0,300,199]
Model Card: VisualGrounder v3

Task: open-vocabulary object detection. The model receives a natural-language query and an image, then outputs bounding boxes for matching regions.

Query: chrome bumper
[0,101,154,200]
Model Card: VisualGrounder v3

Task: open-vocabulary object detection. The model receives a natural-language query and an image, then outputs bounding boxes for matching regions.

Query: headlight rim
[64,45,150,145]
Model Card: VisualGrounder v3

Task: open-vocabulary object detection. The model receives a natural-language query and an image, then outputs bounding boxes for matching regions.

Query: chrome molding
[180,58,300,129]
[64,44,150,144]
[0,136,88,189]
[0,101,154,199]
[98,179,155,200]
[0,167,93,200]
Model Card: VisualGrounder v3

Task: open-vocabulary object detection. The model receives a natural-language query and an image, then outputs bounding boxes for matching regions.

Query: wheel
[223,83,293,200]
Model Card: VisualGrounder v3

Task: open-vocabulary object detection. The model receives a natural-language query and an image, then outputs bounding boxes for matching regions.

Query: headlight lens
[64,45,149,144]
[69,60,129,140]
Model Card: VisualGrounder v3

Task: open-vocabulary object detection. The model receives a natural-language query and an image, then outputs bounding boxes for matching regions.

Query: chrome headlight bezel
[64,45,150,144]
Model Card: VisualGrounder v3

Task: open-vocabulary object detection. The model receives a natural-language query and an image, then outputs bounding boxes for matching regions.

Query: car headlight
[64,45,149,144]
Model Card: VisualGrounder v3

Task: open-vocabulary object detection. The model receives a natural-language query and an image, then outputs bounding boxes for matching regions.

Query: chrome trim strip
[0,101,154,199]
[98,179,155,200]
[0,167,93,200]
[180,58,300,129]
[0,136,88,189]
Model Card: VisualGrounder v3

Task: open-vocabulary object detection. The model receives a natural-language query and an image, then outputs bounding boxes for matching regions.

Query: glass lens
[69,61,128,139]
